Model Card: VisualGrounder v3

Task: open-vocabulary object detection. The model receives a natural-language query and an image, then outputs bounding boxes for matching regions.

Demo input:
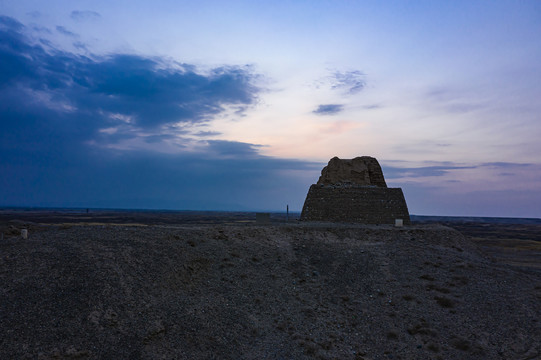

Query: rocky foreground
[1,223,540,359]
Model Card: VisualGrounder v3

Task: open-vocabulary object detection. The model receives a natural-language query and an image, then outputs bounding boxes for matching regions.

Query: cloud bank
[0,16,318,210]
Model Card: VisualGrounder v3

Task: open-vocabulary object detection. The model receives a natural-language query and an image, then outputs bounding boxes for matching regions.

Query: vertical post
[286,204,289,222]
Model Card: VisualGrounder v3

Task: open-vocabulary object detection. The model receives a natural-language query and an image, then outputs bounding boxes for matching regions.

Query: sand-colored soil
[1,222,540,359]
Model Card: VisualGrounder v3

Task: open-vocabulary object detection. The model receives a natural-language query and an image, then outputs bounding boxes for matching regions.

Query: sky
[1,1,540,217]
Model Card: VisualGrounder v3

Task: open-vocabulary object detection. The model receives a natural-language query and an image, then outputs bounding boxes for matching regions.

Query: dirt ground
[0,212,540,359]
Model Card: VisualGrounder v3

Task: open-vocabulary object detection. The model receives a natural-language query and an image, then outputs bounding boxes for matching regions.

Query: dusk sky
[1,1,540,217]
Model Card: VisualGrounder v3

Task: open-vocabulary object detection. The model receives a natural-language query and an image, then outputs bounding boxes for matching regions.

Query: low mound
[1,224,539,359]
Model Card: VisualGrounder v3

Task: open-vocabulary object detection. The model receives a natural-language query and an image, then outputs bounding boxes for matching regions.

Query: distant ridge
[411,215,541,225]
[2,208,539,225]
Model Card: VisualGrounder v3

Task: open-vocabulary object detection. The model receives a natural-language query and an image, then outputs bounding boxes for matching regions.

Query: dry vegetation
[0,213,540,359]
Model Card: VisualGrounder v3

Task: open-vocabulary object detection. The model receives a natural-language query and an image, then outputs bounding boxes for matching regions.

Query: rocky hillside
[1,223,539,359]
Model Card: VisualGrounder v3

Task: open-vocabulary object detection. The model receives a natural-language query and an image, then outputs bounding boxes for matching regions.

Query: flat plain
[1,210,540,359]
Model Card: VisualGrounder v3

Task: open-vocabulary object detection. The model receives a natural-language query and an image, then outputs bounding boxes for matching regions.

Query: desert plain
[0,210,540,359]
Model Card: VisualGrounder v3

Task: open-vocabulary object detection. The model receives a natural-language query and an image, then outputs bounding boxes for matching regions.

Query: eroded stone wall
[317,156,387,187]
[300,185,411,224]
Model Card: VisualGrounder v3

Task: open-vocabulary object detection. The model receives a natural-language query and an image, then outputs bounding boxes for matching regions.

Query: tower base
[300,185,411,224]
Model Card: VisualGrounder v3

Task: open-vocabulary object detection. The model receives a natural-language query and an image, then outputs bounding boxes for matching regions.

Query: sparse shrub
[402,294,414,301]
[386,331,398,340]
[419,274,435,281]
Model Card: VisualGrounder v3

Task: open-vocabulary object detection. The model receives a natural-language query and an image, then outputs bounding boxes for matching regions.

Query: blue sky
[1,1,540,216]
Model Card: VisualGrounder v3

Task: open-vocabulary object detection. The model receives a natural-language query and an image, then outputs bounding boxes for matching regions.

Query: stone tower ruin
[300,156,410,224]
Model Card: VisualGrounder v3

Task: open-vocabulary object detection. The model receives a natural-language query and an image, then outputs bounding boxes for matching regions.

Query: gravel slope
[1,223,540,359]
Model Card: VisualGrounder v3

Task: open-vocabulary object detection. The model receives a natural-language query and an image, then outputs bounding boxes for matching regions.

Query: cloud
[194,130,221,137]
[363,104,382,110]
[382,163,476,179]
[26,11,42,19]
[313,69,366,95]
[313,104,344,115]
[56,26,78,38]
[481,162,532,168]
[205,140,262,158]
[143,134,176,144]
[0,17,260,136]
[0,15,24,31]
[330,70,365,94]
[392,141,452,155]
[73,41,88,51]
[0,16,317,211]
[70,10,101,21]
